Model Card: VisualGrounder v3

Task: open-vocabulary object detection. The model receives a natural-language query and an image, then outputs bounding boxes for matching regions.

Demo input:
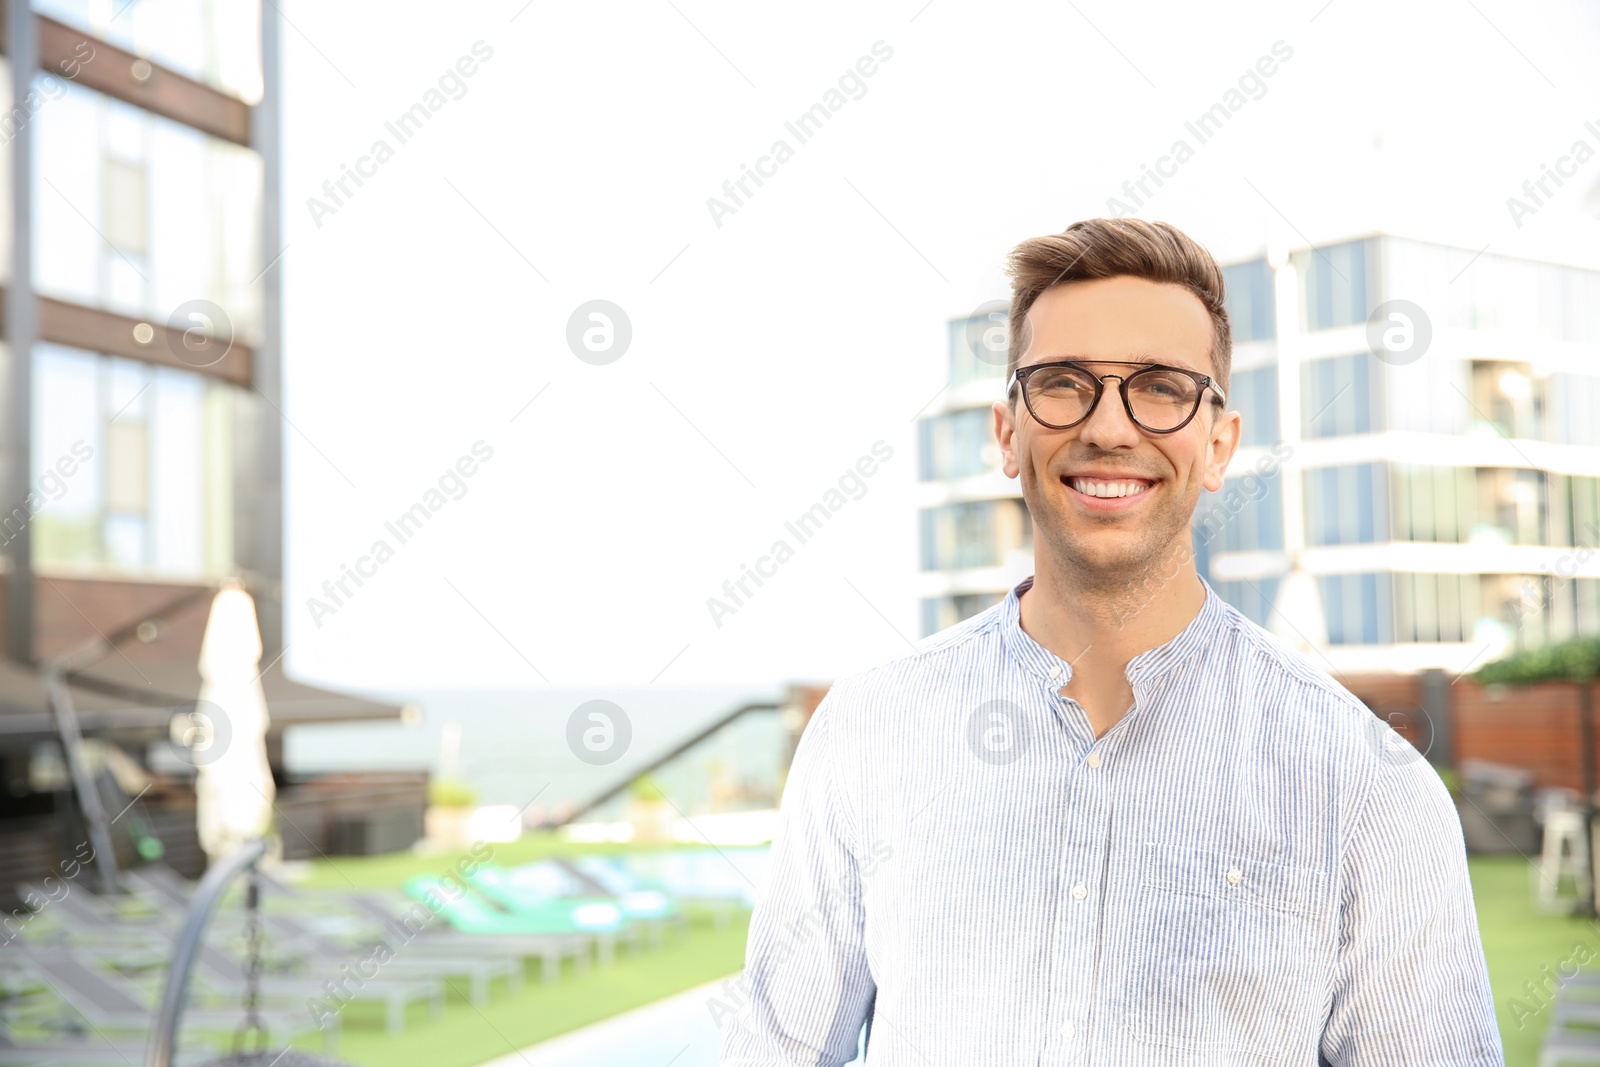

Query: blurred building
[0,0,420,899]
[917,235,1600,676]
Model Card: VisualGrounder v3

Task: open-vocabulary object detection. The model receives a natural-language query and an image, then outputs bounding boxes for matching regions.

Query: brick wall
[1453,680,1600,792]
[1340,670,1600,792]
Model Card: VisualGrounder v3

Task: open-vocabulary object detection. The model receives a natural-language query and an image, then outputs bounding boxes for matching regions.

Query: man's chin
[1050,534,1160,579]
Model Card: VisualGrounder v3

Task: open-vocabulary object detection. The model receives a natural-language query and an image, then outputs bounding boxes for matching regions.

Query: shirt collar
[999,572,1227,687]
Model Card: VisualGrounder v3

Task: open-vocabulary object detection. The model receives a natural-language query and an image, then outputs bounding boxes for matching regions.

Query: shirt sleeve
[1319,751,1505,1066]
[718,690,876,1066]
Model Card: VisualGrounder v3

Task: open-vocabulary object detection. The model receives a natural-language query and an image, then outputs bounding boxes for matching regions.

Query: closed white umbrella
[1269,559,1329,659]
[187,583,275,863]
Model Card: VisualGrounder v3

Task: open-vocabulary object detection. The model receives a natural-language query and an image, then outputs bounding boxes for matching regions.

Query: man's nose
[1076,377,1142,449]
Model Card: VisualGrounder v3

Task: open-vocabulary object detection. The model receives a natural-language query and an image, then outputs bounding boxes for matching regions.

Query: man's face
[992,275,1242,587]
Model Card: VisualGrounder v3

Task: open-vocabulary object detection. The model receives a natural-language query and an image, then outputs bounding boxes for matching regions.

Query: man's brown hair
[1004,218,1232,398]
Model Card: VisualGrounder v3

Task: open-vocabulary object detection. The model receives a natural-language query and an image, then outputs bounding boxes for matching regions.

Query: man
[718,219,1503,1065]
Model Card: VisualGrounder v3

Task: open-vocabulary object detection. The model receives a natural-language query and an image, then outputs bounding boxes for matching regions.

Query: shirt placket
[1040,665,1114,1066]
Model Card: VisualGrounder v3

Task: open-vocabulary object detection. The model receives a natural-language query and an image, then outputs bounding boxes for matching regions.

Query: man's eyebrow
[1019,354,1208,375]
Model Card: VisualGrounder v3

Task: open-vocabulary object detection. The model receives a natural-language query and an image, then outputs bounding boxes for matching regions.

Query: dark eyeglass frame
[1006,359,1227,435]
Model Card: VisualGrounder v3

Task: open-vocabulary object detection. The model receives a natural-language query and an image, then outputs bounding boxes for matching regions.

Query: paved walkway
[476,974,865,1066]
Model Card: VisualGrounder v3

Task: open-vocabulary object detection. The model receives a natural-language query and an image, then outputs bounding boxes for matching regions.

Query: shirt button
[1070,882,1087,900]
[1049,665,1062,680]
[1086,751,1102,769]
[1225,867,1243,885]
[1061,1019,1076,1039]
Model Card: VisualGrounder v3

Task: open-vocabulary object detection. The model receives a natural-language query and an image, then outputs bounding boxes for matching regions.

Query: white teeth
[1068,478,1149,499]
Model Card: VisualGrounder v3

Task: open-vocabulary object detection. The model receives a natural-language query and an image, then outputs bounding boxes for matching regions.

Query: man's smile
[1060,471,1158,510]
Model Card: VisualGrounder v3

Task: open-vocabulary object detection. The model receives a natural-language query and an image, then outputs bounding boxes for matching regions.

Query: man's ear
[993,400,1020,479]
[1203,407,1242,493]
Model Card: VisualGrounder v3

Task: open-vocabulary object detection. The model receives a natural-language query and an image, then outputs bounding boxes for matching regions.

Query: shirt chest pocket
[1121,841,1329,1062]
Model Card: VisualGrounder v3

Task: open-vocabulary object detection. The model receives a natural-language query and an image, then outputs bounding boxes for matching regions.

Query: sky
[275,0,1600,697]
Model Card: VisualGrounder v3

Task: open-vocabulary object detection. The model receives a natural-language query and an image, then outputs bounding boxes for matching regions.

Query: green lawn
[1472,854,1600,1067]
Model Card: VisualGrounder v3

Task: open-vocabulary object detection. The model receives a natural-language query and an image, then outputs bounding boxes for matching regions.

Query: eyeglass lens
[1023,365,1202,431]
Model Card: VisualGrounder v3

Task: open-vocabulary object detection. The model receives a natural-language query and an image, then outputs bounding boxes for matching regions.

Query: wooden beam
[0,288,252,387]
[0,6,253,147]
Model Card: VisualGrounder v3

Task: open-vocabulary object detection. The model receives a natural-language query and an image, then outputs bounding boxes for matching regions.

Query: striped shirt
[718,574,1504,1066]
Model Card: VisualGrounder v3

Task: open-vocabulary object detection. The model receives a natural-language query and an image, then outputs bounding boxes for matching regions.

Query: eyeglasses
[1007,359,1226,434]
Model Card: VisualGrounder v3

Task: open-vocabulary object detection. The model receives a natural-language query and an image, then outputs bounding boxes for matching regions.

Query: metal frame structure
[561,701,781,825]
[144,836,270,1067]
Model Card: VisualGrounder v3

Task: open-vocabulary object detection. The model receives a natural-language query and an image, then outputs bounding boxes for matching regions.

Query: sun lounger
[12,882,171,967]
[1539,989,1600,1067]
[462,867,623,964]
[249,869,527,998]
[578,852,754,927]
[128,864,517,1006]
[10,945,336,1053]
[190,941,442,1035]
[1543,1027,1600,1067]
[0,1024,211,1066]
[259,910,506,1009]
[465,854,707,952]
[340,889,577,983]
[403,874,613,967]
[136,862,590,989]
[249,869,581,984]
[548,857,683,945]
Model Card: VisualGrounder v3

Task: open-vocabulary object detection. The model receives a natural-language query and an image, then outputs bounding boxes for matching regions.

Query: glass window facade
[1305,463,1388,546]
[1381,238,1600,344]
[1500,574,1600,650]
[1390,465,1477,544]
[1193,469,1285,555]
[919,498,1031,571]
[1549,373,1600,447]
[948,309,1008,387]
[1296,239,1369,331]
[1228,364,1279,447]
[1467,360,1544,440]
[1387,467,1600,548]
[1381,351,1469,436]
[1192,469,1284,632]
[918,407,996,481]
[1555,475,1600,548]
[920,592,1006,637]
[1222,259,1275,343]
[31,343,233,577]
[1480,467,1549,546]
[1303,353,1380,438]
[1391,572,1480,645]
[1319,572,1391,645]
[1209,577,1281,631]
[35,77,263,341]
